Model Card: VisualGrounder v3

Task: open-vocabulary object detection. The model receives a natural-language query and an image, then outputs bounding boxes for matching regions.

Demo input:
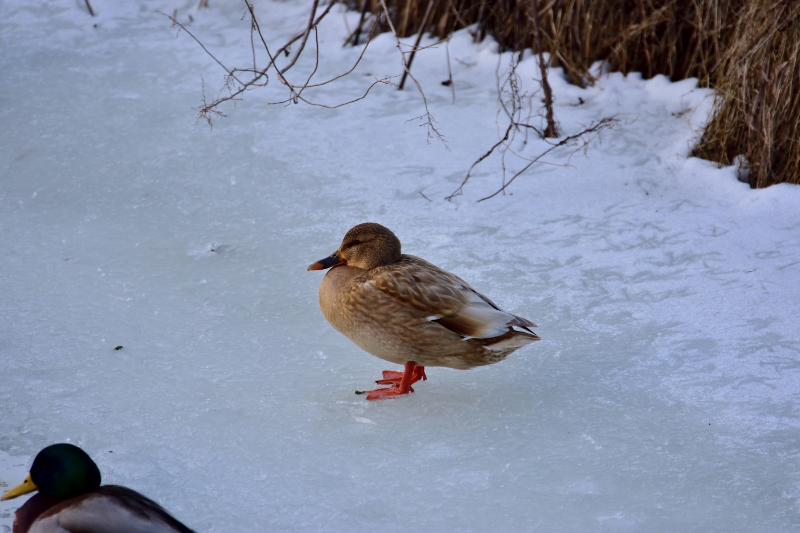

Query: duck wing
[27,486,195,533]
[364,255,539,341]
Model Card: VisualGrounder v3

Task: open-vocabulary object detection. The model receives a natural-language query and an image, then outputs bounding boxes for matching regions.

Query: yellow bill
[1,473,37,501]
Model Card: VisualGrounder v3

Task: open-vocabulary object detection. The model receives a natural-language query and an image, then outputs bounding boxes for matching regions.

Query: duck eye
[348,240,361,247]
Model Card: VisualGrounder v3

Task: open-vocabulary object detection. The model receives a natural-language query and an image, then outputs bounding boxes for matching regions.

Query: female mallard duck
[308,222,539,400]
[1,443,195,533]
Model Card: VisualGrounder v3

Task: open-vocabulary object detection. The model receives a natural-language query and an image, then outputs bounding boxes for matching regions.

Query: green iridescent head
[1,443,101,501]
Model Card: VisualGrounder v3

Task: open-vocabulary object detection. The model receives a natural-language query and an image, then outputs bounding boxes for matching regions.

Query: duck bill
[1,473,37,501]
[307,252,346,271]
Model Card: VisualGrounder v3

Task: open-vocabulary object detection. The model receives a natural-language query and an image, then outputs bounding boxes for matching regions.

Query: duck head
[1,443,101,501]
[308,223,401,271]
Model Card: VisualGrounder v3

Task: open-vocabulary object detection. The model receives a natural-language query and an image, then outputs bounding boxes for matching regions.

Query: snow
[2,0,800,531]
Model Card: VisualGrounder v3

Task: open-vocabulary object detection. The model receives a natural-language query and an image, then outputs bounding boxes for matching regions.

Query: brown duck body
[14,486,195,533]
[310,223,539,398]
[318,252,539,370]
[2,444,194,533]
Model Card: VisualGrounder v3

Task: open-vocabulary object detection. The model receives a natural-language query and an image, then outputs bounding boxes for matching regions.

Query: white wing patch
[431,284,533,339]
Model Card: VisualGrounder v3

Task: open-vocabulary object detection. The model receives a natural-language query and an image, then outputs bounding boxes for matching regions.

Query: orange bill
[307,253,345,271]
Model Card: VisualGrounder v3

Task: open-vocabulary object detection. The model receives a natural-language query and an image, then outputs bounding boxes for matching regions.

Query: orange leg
[365,361,426,400]
[375,370,404,385]
[375,365,427,386]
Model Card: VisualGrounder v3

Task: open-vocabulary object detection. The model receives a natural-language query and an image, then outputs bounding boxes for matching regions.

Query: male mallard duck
[308,222,540,400]
[1,443,195,533]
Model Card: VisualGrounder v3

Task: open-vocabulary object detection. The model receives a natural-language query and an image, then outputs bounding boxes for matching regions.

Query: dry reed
[350,0,799,187]
[693,0,800,187]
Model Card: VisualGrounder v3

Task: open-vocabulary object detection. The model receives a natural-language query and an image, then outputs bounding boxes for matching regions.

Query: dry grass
[356,0,745,85]
[693,0,800,187]
[351,0,799,187]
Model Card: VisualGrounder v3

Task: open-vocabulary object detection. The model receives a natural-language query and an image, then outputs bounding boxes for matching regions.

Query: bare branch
[293,27,321,102]
[444,38,455,104]
[398,0,435,90]
[195,76,228,128]
[183,0,335,120]
[280,0,319,75]
[174,0,403,127]
[477,118,617,202]
[398,37,450,54]
[447,44,590,201]
[348,0,371,47]
[300,23,377,89]
[446,123,513,200]
[379,0,447,146]
[530,0,559,137]
[245,0,293,95]
[160,11,246,86]
[298,77,395,108]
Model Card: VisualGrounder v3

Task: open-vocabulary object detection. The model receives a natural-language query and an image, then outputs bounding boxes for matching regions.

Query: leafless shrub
[175,0,800,187]
[364,0,799,187]
[378,0,447,144]
[442,44,616,200]
[446,112,617,201]
[168,0,447,145]
[165,1,395,125]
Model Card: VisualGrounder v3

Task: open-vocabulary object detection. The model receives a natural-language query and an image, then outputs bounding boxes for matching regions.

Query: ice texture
[1,0,800,531]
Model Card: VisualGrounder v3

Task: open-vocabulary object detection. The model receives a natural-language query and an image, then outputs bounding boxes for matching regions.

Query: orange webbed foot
[375,370,405,386]
[361,362,425,401]
[364,385,415,400]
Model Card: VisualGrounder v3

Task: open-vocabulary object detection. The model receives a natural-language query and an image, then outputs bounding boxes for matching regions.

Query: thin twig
[379,0,447,146]
[351,0,371,46]
[161,11,244,85]
[531,0,558,137]
[300,23,378,89]
[270,77,395,109]
[293,28,321,102]
[246,1,295,99]
[399,0,435,90]
[170,0,340,123]
[444,37,455,103]
[280,0,319,75]
[197,76,227,128]
[247,4,259,77]
[398,37,450,53]
[446,123,513,200]
[477,118,616,202]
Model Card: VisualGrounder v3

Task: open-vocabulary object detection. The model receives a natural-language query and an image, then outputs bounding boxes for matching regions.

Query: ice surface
[1,0,800,531]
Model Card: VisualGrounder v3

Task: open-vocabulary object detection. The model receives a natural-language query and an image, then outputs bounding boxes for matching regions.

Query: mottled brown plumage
[308,223,540,398]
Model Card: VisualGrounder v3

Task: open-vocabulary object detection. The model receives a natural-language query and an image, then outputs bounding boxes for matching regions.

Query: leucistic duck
[1,443,195,533]
[308,223,540,400]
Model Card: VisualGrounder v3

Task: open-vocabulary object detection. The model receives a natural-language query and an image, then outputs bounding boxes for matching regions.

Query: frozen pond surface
[2,1,800,531]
